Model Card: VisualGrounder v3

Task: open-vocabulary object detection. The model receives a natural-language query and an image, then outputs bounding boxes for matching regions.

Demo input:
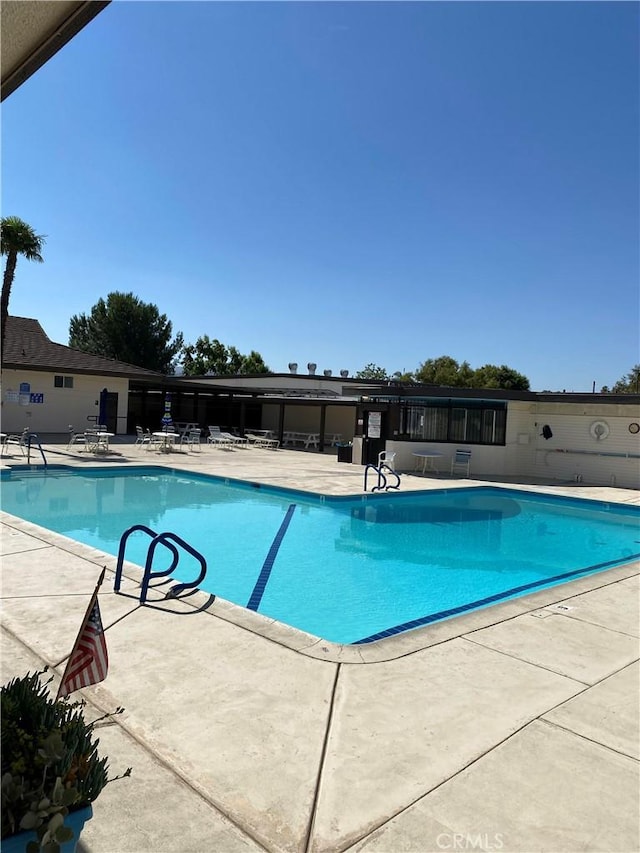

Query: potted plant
[1,668,131,853]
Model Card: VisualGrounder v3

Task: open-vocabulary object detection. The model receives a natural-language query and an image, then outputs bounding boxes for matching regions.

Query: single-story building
[353,385,640,489]
[1,316,163,434]
[2,316,638,488]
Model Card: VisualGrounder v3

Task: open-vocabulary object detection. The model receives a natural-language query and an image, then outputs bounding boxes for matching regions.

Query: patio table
[152,431,180,453]
[85,431,114,453]
[412,450,443,475]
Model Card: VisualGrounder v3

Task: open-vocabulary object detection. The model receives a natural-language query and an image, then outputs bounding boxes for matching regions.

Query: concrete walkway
[1,439,638,852]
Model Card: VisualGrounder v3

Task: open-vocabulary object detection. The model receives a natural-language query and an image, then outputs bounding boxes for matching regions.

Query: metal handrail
[364,462,386,493]
[142,532,207,603]
[379,463,401,491]
[114,523,207,604]
[26,433,47,467]
[364,462,401,492]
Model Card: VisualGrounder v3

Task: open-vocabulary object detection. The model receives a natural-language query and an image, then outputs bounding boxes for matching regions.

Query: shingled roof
[2,316,164,378]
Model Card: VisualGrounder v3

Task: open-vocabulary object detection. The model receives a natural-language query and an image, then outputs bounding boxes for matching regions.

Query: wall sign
[367,411,382,438]
[19,381,31,406]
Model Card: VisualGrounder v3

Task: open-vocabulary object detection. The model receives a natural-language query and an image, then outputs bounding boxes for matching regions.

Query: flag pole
[56,567,106,700]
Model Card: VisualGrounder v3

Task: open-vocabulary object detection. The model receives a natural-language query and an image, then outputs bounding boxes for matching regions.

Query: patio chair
[5,427,29,456]
[135,426,151,447]
[378,450,396,472]
[181,428,202,452]
[451,449,472,477]
[67,425,88,451]
[148,430,163,451]
[84,429,110,453]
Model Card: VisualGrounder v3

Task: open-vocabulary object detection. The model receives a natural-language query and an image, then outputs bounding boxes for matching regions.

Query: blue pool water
[1,466,638,644]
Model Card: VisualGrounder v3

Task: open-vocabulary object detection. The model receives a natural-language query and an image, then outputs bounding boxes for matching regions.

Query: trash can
[336,442,353,463]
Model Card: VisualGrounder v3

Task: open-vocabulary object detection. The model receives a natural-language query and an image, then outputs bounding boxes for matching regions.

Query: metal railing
[26,433,48,467]
[364,463,401,492]
[114,524,208,604]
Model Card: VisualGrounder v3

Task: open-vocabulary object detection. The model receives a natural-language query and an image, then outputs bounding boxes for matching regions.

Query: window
[399,399,507,446]
[403,404,448,441]
[54,375,74,389]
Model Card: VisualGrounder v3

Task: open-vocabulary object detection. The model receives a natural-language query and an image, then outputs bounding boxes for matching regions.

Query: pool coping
[2,482,638,664]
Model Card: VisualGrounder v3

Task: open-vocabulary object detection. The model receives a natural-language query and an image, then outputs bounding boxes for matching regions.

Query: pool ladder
[26,433,48,467]
[364,463,401,492]
[114,524,208,604]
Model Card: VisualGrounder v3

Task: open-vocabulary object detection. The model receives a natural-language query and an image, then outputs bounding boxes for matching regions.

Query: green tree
[69,292,183,373]
[414,355,530,390]
[415,356,474,387]
[471,364,530,391]
[1,216,45,363]
[355,363,389,380]
[608,364,640,394]
[181,335,270,376]
[392,370,415,382]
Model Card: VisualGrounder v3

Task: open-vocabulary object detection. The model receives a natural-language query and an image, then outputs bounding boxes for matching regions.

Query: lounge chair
[245,433,280,450]
[207,426,231,448]
[220,431,248,448]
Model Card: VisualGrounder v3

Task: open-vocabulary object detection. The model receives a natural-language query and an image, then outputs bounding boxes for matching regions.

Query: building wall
[1,370,129,434]
[384,400,639,489]
[527,401,640,488]
[260,403,355,443]
[386,403,529,478]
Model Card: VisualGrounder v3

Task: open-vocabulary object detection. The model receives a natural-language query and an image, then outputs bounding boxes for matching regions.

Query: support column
[277,402,285,445]
[319,404,327,452]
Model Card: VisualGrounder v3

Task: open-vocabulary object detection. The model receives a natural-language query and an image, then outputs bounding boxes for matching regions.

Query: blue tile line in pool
[246,504,297,611]
[354,551,640,644]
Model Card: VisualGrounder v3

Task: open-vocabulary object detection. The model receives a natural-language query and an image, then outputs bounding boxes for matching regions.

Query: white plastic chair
[378,450,396,472]
[451,449,472,477]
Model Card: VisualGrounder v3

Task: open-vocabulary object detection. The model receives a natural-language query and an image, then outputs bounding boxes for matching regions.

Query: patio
[1,438,638,852]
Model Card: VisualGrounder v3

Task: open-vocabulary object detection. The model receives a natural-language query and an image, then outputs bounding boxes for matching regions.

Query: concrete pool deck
[1,438,639,852]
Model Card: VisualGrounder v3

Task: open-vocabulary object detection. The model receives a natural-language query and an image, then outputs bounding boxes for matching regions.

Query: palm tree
[1,216,46,363]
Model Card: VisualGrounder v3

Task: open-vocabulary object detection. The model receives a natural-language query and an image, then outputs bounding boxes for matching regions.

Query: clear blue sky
[2,1,638,391]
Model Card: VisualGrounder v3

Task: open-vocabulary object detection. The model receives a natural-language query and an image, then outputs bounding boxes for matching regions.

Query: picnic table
[283,431,320,450]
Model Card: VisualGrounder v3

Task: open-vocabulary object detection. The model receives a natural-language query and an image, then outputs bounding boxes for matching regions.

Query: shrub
[1,669,130,852]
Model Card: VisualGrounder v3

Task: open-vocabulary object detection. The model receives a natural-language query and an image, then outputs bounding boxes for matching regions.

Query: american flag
[57,584,108,699]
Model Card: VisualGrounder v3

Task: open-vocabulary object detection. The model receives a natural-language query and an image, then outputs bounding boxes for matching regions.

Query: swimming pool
[1,466,638,644]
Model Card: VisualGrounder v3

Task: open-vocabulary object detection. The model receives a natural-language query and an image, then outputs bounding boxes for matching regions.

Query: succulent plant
[1,669,131,852]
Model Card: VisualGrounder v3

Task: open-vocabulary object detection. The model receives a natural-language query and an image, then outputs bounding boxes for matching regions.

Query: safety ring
[589,420,610,441]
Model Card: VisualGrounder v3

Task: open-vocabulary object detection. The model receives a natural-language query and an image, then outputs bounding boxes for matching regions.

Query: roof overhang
[1,1,110,102]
